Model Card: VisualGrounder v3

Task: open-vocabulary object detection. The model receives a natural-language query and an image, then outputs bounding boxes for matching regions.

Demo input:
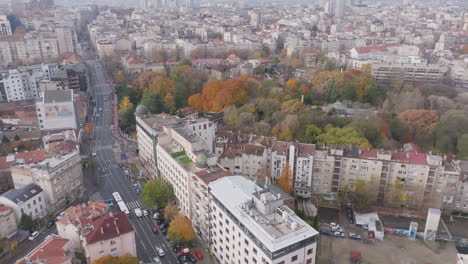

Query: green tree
[19,214,35,232]
[304,124,321,143]
[312,215,320,231]
[141,90,165,114]
[316,125,371,148]
[458,133,468,160]
[342,82,357,101]
[435,110,468,154]
[14,135,20,141]
[2,135,10,144]
[141,179,174,209]
[389,119,408,142]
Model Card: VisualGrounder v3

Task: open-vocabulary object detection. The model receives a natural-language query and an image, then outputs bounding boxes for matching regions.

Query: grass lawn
[179,156,192,164]
[129,162,140,176]
[171,151,186,158]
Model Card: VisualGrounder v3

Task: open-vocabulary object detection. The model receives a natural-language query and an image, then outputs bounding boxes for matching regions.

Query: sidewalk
[188,238,217,264]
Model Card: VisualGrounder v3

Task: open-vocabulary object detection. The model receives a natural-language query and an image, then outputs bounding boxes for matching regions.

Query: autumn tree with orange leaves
[168,214,196,243]
[188,76,259,112]
[277,162,293,194]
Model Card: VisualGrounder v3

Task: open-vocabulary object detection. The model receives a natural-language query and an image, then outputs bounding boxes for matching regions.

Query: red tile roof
[85,212,134,244]
[0,205,13,213]
[16,236,71,264]
[0,150,46,169]
[57,201,109,226]
[353,44,398,54]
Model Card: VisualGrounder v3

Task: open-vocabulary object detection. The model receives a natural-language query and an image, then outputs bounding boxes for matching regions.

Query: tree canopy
[168,214,196,243]
[316,125,371,148]
[141,179,174,209]
[93,254,139,264]
[277,162,293,194]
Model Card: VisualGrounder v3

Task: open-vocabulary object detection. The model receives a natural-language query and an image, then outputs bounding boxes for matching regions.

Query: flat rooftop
[209,176,318,253]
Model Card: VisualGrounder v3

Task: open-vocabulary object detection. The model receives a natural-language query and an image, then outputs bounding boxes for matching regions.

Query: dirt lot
[317,233,456,264]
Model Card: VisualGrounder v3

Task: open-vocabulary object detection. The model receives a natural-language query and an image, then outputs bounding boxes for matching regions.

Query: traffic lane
[94,151,152,262]
[9,226,57,263]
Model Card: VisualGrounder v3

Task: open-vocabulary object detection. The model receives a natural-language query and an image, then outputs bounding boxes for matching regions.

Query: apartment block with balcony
[209,176,318,264]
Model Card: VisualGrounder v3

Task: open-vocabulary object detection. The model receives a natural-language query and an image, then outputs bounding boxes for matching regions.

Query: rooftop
[42,90,73,104]
[85,212,134,244]
[0,149,46,169]
[57,201,109,227]
[209,176,318,253]
[16,235,71,264]
[2,184,43,205]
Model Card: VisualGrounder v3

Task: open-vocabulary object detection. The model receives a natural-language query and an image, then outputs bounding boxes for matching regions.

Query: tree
[13,135,20,141]
[398,109,438,142]
[141,179,174,209]
[168,214,196,243]
[141,90,165,114]
[281,99,305,114]
[312,216,320,230]
[389,119,408,143]
[458,134,468,160]
[118,96,134,114]
[238,112,256,131]
[19,214,35,232]
[223,106,239,128]
[9,140,33,152]
[254,121,272,136]
[285,78,299,93]
[84,123,95,134]
[434,110,468,154]
[163,204,179,221]
[93,254,139,264]
[304,124,321,143]
[272,114,300,141]
[385,179,407,208]
[277,162,293,194]
[2,135,10,144]
[316,125,371,148]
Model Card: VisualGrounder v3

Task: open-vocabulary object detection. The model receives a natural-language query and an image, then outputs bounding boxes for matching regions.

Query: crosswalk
[127,200,142,209]
[89,192,102,201]
[93,145,113,151]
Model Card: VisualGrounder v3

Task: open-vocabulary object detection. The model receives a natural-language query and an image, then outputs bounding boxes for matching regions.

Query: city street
[85,59,179,264]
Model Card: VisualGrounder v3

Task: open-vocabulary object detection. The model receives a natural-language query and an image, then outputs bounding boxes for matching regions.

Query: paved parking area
[317,231,456,264]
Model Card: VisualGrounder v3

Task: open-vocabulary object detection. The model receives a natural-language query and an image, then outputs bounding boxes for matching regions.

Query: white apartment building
[0,206,17,239]
[0,184,48,222]
[156,123,217,218]
[11,149,84,212]
[0,15,12,35]
[0,64,58,102]
[209,176,318,264]
[136,114,184,179]
[137,113,216,179]
[270,142,316,198]
[36,90,78,130]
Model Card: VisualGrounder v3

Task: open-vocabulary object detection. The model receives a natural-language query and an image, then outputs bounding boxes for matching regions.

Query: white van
[29,231,40,241]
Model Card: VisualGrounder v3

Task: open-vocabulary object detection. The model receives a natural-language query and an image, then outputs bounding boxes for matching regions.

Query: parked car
[178,255,189,264]
[143,209,148,217]
[186,254,197,263]
[151,226,158,234]
[46,220,55,228]
[349,233,361,240]
[330,222,339,228]
[331,226,342,232]
[153,212,160,220]
[194,251,204,260]
[333,231,345,238]
[319,229,332,236]
[29,231,40,241]
[153,257,161,264]
[156,247,165,257]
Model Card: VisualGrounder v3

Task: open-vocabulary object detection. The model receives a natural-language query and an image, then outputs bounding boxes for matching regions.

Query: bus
[117,201,130,216]
[112,192,123,202]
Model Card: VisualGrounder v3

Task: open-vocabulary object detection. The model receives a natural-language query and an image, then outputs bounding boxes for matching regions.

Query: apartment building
[156,123,217,218]
[270,142,316,198]
[371,62,448,85]
[0,184,48,221]
[0,15,12,36]
[82,212,136,263]
[191,168,232,246]
[56,201,109,249]
[137,113,216,179]
[36,90,78,130]
[209,176,318,264]
[136,114,184,179]
[11,149,84,212]
[16,235,74,264]
[0,205,18,239]
[0,64,59,102]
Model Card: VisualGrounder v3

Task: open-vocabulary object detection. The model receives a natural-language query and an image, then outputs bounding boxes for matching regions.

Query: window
[307,249,313,255]
[291,255,298,261]
[306,259,312,264]
[253,248,257,254]
[244,249,249,255]
[111,248,117,252]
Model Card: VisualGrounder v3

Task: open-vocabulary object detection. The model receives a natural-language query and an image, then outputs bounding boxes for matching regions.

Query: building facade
[36,90,78,130]
[0,184,48,221]
[209,176,318,264]
[11,150,84,212]
[0,205,18,239]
